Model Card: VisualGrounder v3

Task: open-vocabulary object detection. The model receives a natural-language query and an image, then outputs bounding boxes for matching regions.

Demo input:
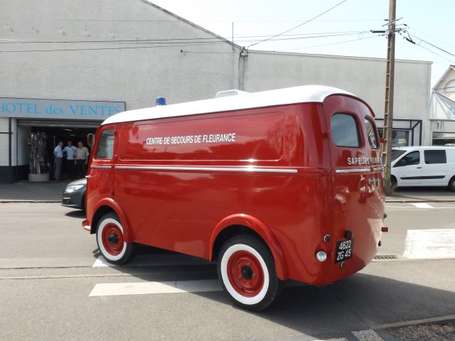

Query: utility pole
[383,0,397,195]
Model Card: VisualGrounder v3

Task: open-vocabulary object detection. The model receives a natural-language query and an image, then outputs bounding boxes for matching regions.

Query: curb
[0,200,60,203]
[386,198,455,203]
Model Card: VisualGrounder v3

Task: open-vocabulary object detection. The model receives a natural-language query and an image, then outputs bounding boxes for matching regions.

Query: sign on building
[0,98,126,120]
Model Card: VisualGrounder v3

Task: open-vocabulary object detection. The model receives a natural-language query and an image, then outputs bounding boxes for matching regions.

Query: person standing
[75,141,90,178]
[63,140,77,179]
[53,141,64,181]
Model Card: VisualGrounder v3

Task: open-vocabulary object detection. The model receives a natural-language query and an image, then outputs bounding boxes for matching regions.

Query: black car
[62,178,86,210]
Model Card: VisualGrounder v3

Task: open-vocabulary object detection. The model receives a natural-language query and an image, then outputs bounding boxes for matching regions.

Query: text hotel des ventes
[145,133,236,146]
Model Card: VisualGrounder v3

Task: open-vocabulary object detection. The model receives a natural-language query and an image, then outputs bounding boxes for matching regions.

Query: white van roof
[102,85,354,125]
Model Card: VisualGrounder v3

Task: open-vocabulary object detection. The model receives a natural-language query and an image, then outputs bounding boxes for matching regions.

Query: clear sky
[152,0,455,86]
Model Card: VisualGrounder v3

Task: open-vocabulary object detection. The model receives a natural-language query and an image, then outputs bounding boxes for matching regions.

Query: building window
[331,113,360,148]
[378,128,410,147]
[424,150,447,164]
[95,130,115,159]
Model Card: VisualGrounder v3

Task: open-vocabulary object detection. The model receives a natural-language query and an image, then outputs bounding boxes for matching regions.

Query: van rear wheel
[217,235,281,311]
[95,212,134,265]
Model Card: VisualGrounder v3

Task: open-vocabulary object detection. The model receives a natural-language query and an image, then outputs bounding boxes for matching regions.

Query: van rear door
[323,95,384,273]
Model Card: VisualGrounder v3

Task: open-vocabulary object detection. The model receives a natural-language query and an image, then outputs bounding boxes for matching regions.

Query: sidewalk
[0,181,70,202]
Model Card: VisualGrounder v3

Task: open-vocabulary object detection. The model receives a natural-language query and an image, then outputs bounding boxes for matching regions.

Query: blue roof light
[155,97,166,106]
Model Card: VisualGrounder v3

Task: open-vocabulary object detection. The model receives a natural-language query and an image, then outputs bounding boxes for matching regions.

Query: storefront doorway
[17,119,99,181]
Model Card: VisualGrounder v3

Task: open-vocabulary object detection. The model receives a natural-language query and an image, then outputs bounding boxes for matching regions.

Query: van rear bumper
[283,223,381,286]
[306,234,380,286]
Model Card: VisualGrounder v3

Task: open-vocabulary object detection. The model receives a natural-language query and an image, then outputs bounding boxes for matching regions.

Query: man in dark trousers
[63,140,76,179]
[53,141,63,181]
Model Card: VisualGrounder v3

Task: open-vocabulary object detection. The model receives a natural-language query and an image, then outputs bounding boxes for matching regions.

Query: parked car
[82,85,385,310]
[391,146,455,191]
[62,178,87,210]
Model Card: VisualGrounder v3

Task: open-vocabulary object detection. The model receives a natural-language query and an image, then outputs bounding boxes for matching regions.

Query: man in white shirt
[63,141,77,179]
[75,141,90,178]
[53,141,63,181]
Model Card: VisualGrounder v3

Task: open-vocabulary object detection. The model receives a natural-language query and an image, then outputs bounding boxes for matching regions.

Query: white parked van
[391,146,455,191]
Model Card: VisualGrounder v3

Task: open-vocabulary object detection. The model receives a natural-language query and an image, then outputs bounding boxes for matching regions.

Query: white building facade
[0,0,432,182]
[430,65,455,145]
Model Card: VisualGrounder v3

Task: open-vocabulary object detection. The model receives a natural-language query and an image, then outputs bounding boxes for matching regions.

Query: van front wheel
[391,176,398,191]
[96,212,134,265]
[217,235,281,311]
[449,177,455,192]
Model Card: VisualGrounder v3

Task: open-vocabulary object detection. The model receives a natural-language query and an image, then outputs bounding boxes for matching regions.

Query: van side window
[424,150,447,164]
[95,130,115,159]
[394,151,420,167]
[364,117,379,149]
[331,114,360,148]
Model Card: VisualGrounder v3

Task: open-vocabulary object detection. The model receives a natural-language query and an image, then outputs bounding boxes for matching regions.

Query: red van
[83,85,385,310]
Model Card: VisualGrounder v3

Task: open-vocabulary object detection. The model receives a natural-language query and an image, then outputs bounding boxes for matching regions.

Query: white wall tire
[217,235,281,311]
[96,213,134,265]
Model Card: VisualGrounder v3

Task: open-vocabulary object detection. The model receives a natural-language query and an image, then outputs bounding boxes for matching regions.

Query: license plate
[336,239,353,263]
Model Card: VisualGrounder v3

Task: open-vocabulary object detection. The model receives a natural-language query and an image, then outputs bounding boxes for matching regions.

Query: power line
[399,30,455,63]
[46,17,384,23]
[413,35,455,59]
[247,0,349,48]
[0,30,367,45]
[295,34,378,50]
[413,41,455,63]
[0,31,372,53]
[0,44,227,53]
[242,31,369,43]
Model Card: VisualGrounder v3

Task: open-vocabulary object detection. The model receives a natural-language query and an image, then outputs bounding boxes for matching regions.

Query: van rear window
[331,113,360,148]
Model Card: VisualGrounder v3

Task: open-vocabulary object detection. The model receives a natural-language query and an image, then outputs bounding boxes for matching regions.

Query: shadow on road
[92,248,455,339]
[65,210,85,218]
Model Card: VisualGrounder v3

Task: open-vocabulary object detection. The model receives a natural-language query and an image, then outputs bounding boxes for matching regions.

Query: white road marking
[412,203,433,209]
[352,329,384,341]
[403,228,455,259]
[92,257,109,267]
[89,279,220,297]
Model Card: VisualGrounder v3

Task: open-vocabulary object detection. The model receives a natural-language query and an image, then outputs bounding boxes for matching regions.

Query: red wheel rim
[101,223,124,256]
[227,250,264,297]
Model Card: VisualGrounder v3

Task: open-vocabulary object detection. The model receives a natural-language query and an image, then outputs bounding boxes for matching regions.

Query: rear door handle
[416,166,422,169]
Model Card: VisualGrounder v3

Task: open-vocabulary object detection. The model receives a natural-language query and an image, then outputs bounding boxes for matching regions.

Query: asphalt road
[1,202,455,340]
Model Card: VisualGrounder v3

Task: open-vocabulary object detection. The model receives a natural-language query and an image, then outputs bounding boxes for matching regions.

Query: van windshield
[392,149,406,161]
